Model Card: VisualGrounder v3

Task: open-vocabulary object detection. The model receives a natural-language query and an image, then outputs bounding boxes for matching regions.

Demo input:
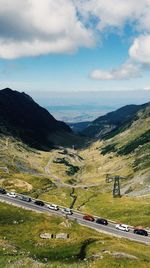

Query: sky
[0,0,150,94]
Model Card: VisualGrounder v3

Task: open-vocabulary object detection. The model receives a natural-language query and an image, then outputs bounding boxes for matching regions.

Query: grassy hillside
[100,105,150,182]
[81,102,150,139]
[0,203,150,268]
[0,102,150,267]
[0,103,150,210]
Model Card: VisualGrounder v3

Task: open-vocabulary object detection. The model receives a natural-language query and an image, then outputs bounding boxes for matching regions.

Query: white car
[61,208,73,215]
[46,204,59,211]
[7,192,17,198]
[116,224,130,232]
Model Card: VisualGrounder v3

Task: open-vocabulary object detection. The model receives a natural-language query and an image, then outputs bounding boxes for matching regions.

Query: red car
[83,215,95,222]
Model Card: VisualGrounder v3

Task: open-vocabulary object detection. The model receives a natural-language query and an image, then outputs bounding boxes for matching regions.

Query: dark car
[20,195,31,202]
[83,215,95,222]
[34,200,45,206]
[0,188,6,194]
[134,228,148,236]
[96,218,108,225]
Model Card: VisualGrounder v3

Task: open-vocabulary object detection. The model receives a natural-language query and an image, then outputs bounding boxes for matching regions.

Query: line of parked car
[0,188,149,237]
[83,214,108,225]
[0,188,73,215]
[115,223,148,236]
[31,200,73,215]
[76,214,148,237]
[33,200,73,215]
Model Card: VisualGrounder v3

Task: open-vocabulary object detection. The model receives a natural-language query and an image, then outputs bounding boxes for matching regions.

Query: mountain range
[0,88,149,195]
[70,102,150,139]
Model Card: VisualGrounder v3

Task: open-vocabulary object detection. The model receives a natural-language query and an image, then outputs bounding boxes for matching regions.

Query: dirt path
[44,155,104,190]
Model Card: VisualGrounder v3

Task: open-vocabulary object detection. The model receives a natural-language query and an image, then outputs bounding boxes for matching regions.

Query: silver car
[116,224,130,232]
[46,204,59,211]
[7,192,17,198]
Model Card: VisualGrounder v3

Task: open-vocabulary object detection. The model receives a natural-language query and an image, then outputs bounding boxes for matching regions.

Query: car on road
[46,204,59,211]
[0,188,6,194]
[6,192,17,198]
[134,228,148,236]
[96,218,108,225]
[19,195,31,202]
[116,224,130,232]
[61,208,73,215]
[34,200,45,206]
[83,215,95,222]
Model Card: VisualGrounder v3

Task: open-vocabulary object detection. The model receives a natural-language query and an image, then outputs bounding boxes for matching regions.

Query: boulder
[40,233,53,239]
[55,233,69,239]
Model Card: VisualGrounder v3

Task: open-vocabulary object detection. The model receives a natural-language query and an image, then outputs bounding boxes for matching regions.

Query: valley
[0,88,150,267]
[1,1,150,266]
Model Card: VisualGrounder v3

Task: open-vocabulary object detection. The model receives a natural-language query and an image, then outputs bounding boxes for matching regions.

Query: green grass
[0,108,150,267]
[37,185,150,228]
[117,129,150,155]
[0,203,150,268]
[133,143,150,171]
[74,191,150,228]
[101,129,150,156]
[39,187,73,207]
[0,203,96,266]
[53,157,80,176]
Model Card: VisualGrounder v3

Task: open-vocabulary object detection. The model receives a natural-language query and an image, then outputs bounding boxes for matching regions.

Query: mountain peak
[1,88,33,101]
[1,87,21,93]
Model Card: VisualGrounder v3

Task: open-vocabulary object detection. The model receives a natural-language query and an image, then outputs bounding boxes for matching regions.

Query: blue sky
[0,0,150,94]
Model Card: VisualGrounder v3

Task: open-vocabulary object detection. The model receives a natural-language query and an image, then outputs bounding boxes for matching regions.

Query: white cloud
[129,35,150,64]
[76,0,150,32]
[0,39,79,59]
[0,0,94,59]
[75,0,150,80]
[91,61,141,80]
[91,33,150,80]
[1,0,150,67]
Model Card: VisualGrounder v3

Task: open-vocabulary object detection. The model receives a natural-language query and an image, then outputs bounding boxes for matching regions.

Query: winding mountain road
[0,193,150,246]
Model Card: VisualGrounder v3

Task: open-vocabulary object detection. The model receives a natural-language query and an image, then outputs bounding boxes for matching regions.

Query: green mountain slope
[81,102,150,139]
[98,104,150,194]
[0,100,150,239]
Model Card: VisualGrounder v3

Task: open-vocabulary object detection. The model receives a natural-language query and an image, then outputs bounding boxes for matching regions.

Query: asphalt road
[0,193,150,245]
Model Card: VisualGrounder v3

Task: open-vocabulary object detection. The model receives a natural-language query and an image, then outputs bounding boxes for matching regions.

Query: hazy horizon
[28,89,150,122]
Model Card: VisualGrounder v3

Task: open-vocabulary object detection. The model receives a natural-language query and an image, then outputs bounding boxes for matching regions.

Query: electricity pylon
[106,174,125,198]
